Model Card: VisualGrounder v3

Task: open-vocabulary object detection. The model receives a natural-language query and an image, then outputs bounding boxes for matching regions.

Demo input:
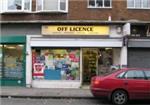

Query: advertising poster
[33,63,45,79]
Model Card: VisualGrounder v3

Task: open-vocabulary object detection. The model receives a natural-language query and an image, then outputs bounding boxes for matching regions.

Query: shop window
[131,25,149,37]
[0,44,24,79]
[127,0,150,9]
[98,48,113,75]
[0,0,32,13]
[36,0,68,13]
[32,48,80,81]
[88,0,112,8]
[82,48,116,83]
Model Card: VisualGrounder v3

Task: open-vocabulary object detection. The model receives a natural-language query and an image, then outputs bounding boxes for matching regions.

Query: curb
[0,95,94,99]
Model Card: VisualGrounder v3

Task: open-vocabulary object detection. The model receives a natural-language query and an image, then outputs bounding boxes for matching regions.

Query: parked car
[90,68,150,105]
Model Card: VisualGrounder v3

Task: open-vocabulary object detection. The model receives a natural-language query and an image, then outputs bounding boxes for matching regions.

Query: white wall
[110,25,123,37]
[26,36,32,87]
[113,48,121,65]
[120,46,128,68]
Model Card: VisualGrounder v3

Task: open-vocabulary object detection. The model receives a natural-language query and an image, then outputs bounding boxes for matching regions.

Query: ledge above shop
[28,35,123,47]
[1,20,150,24]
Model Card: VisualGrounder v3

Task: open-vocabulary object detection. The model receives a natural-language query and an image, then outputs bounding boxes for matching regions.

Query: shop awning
[29,36,122,47]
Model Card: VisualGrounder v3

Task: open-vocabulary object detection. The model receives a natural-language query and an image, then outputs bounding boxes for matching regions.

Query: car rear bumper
[91,88,110,98]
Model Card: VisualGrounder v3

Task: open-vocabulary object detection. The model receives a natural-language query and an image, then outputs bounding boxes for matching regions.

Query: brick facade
[1,0,150,21]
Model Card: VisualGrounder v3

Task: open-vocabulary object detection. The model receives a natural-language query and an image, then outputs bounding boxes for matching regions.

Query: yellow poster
[42,25,109,35]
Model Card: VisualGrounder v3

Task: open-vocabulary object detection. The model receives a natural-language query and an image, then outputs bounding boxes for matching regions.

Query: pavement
[0,86,94,99]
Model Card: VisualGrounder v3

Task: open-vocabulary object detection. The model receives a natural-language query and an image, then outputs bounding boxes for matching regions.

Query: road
[1,98,150,105]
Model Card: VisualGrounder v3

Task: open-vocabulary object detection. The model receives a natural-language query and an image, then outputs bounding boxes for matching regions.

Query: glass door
[1,44,25,86]
[82,48,98,83]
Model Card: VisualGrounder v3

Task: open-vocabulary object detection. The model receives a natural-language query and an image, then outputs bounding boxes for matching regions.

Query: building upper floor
[0,0,150,21]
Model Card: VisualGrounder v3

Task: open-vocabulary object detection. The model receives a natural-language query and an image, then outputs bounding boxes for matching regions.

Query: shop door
[82,48,98,83]
[1,44,25,86]
[82,48,113,83]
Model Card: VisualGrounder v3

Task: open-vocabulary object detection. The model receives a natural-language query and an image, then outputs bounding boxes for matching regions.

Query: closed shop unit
[128,48,150,68]
[128,39,150,68]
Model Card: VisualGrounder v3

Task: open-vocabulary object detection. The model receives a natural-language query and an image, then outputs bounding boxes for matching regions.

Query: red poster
[33,63,45,78]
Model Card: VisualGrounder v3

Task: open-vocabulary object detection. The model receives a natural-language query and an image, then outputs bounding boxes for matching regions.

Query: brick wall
[1,0,150,21]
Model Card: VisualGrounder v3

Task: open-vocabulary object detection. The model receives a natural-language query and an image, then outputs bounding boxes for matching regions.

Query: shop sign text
[42,25,109,35]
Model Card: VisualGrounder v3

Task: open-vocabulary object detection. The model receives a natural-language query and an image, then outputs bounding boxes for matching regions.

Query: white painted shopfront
[26,36,124,88]
[25,25,127,88]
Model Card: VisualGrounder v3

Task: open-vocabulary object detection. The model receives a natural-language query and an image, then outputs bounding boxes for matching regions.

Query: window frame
[116,71,126,79]
[36,0,68,13]
[88,0,112,9]
[127,0,150,9]
[1,0,32,13]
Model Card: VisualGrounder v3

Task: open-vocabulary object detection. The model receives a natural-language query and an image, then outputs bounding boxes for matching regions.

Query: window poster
[32,48,80,81]
[33,63,45,79]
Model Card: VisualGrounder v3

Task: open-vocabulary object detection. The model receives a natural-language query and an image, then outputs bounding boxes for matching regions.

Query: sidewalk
[0,86,93,99]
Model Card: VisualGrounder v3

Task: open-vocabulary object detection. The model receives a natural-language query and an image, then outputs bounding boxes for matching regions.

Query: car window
[124,70,145,80]
[117,72,126,78]
[144,70,150,80]
[124,70,135,79]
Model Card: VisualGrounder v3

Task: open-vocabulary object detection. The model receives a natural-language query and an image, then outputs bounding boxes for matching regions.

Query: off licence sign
[42,25,109,35]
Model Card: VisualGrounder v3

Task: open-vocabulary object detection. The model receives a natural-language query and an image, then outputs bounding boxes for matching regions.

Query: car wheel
[111,90,128,105]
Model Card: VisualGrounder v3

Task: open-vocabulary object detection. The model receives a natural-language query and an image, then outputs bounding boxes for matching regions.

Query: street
[1,98,150,105]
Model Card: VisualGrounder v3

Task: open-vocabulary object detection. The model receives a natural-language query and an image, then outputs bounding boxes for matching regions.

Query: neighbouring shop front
[0,36,26,86]
[26,25,123,88]
[128,39,150,68]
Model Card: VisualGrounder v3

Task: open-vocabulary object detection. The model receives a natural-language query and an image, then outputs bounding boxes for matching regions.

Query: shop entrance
[0,44,25,86]
[82,48,113,84]
[82,48,98,84]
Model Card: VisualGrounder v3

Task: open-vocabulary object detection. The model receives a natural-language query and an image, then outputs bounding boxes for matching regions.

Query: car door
[124,70,149,99]
[144,70,150,99]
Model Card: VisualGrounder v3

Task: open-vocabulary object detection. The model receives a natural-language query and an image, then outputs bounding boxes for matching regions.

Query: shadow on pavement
[94,98,150,105]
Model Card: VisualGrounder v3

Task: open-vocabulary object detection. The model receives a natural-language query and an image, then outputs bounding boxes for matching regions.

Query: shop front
[0,36,26,86]
[26,37,122,88]
[26,25,123,88]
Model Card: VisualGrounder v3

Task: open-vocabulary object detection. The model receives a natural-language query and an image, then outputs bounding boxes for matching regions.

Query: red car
[90,68,150,105]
